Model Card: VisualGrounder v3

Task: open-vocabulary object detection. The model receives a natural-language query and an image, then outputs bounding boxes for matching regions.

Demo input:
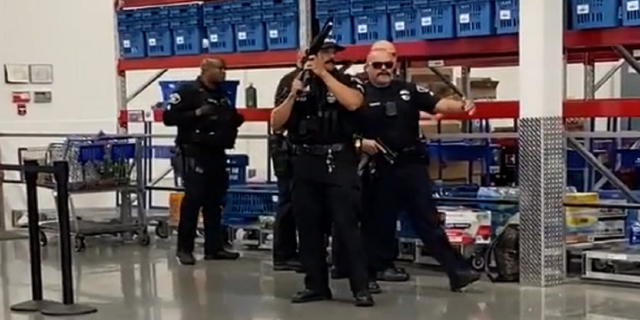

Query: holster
[269,134,292,178]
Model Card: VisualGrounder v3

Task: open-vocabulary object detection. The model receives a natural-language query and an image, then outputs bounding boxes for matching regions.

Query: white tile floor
[0,239,638,320]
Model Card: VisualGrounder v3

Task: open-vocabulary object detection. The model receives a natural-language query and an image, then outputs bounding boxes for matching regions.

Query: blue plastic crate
[234,22,266,52]
[119,26,146,59]
[169,4,201,18]
[203,1,234,15]
[387,0,413,12]
[495,0,518,34]
[223,190,276,217]
[204,15,233,26]
[159,80,240,106]
[145,29,173,57]
[353,13,390,43]
[111,143,137,160]
[390,11,420,41]
[570,0,620,29]
[351,0,388,13]
[265,20,299,50]
[417,3,455,39]
[316,5,351,16]
[206,25,236,53]
[169,17,201,29]
[117,9,142,24]
[231,11,263,23]
[172,27,203,55]
[262,0,297,9]
[141,20,170,32]
[318,14,354,44]
[140,7,169,21]
[455,0,494,37]
[77,145,106,163]
[230,0,263,11]
[623,0,640,25]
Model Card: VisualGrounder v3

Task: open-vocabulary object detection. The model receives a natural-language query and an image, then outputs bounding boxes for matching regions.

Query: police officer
[270,56,304,271]
[360,50,480,291]
[163,58,244,265]
[270,39,374,307]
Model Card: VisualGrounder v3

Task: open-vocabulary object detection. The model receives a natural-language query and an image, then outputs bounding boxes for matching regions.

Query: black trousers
[292,149,368,293]
[369,163,468,278]
[178,156,228,255]
[273,176,298,262]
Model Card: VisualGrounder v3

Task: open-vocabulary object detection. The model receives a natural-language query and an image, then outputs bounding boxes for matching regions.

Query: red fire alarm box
[12,92,31,103]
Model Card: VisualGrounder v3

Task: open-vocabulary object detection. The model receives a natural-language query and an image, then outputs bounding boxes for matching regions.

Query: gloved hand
[195,103,217,117]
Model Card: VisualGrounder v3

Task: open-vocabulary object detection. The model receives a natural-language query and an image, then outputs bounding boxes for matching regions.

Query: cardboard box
[169,192,203,225]
[565,192,600,242]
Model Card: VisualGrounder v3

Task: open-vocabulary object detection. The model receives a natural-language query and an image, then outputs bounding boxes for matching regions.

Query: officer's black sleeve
[345,75,366,94]
[162,84,198,127]
[274,69,299,106]
[411,83,441,114]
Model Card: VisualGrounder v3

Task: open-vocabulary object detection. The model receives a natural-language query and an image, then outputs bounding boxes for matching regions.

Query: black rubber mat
[0,231,28,241]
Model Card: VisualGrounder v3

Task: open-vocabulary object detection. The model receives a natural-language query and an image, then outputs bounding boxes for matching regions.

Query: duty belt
[292,143,346,156]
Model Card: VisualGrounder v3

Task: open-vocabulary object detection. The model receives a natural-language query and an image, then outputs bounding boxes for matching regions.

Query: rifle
[298,20,334,90]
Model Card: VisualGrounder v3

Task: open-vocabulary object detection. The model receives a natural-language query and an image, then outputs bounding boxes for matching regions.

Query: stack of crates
[413,0,455,39]
[231,0,266,52]
[203,1,236,53]
[454,0,495,37]
[569,0,620,29]
[388,0,418,41]
[316,0,353,45]
[262,0,299,50]
[494,0,519,34]
[141,6,173,57]
[351,0,389,43]
[117,10,146,59]
[169,4,203,55]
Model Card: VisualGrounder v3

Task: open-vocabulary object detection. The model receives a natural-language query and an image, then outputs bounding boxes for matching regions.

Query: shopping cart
[21,135,148,252]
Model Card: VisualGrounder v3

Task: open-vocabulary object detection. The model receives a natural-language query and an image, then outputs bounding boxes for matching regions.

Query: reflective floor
[0,239,639,320]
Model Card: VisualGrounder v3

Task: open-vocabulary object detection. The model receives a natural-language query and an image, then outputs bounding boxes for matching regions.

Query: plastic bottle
[245,83,257,109]
[627,221,640,248]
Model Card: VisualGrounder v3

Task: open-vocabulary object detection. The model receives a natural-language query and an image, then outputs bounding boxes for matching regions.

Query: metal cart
[26,136,149,251]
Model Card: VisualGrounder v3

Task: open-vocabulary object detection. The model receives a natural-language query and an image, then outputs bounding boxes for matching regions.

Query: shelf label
[148,38,156,46]
[269,30,278,38]
[272,195,278,202]
[459,13,470,24]
[394,21,405,31]
[576,4,590,14]
[238,31,247,40]
[499,10,511,20]
[421,16,432,26]
[628,0,639,11]
[357,24,368,33]
[210,34,218,42]
[122,40,131,48]
[175,36,184,45]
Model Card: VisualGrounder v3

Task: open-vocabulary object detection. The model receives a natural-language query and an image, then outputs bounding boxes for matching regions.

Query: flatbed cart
[28,136,149,252]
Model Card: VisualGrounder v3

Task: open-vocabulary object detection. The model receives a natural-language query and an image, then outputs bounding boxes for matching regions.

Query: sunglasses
[370,61,394,70]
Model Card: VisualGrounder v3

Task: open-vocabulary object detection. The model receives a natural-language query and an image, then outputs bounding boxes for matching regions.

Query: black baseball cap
[321,38,345,52]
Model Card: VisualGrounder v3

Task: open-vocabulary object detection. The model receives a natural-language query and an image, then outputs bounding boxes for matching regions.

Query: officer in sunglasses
[358,50,480,292]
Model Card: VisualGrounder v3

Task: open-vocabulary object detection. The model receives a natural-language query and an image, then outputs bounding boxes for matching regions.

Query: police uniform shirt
[274,68,303,106]
[281,71,365,145]
[360,80,440,151]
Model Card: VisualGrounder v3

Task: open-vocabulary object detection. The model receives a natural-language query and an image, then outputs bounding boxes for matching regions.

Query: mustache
[377,71,391,76]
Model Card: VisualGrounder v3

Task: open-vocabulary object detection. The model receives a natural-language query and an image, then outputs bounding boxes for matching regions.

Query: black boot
[176,251,196,265]
[376,267,410,282]
[204,249,240,260]
[450,270,481,292]
[291,289,332,304]
[367,281,382,294]
[353,290,375,307]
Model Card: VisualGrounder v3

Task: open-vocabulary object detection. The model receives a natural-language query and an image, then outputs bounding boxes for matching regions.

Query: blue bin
[388,0,413,12]
[264,10,298,50]
[203,1,234,15]
[417,3,456,39]
[140,7,169,21]
[390,11,420,41]
[117,9,142,25]
[351,0,388,13]
[316,4,351,16]
[118,25,146,59]
[570,0,621,29]
[206,25,236,53]
[230,0,263,11]
[495,0,519,34]
[455,0,495,37]
[169,4,201,18]
[262,0,297,9]
[318,14,354,44]
[145,29,173,57]
[353,13,390,43]
[159,80,240,107]
[234,22,266,52]
[623,0,640,25]
[172,27,203,55]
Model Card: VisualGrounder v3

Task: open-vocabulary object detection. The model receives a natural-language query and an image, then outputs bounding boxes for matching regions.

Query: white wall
[0,0,622,217]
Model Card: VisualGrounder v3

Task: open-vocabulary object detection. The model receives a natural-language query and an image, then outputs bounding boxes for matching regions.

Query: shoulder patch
[415,85,432,94]
[168,93,181,104]
[351,76,364,85]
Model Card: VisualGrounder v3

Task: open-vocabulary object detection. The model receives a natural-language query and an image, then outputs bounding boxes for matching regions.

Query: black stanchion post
[11,160,62,312]
[40,161,97,316]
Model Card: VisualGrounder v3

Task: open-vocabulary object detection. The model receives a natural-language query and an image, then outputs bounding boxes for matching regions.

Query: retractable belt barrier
[1,160,97,316]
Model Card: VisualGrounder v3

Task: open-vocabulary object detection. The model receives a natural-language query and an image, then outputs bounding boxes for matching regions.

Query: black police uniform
[163,77,243,264]
[284,71,372,305]
[270,68,302,270]
[360,79,478,291]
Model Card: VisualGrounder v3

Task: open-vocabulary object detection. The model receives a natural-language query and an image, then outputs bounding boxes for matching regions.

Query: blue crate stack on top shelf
[117,9,146,58]
[454,0,495,37]
[388,0,419,41]
[569,0,620,29]
[494,0,519,34]
[316,0,353,45]
[141,6,173,57]
[169,4,203,55]
[351,0,389,43]
[622,0,640,26]
[412,0,455,40]
[203,1,236,53]
[262,0,299,50]
[231,0,266,52]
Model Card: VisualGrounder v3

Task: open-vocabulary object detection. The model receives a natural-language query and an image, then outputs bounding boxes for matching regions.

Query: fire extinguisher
[245,83,257,109]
